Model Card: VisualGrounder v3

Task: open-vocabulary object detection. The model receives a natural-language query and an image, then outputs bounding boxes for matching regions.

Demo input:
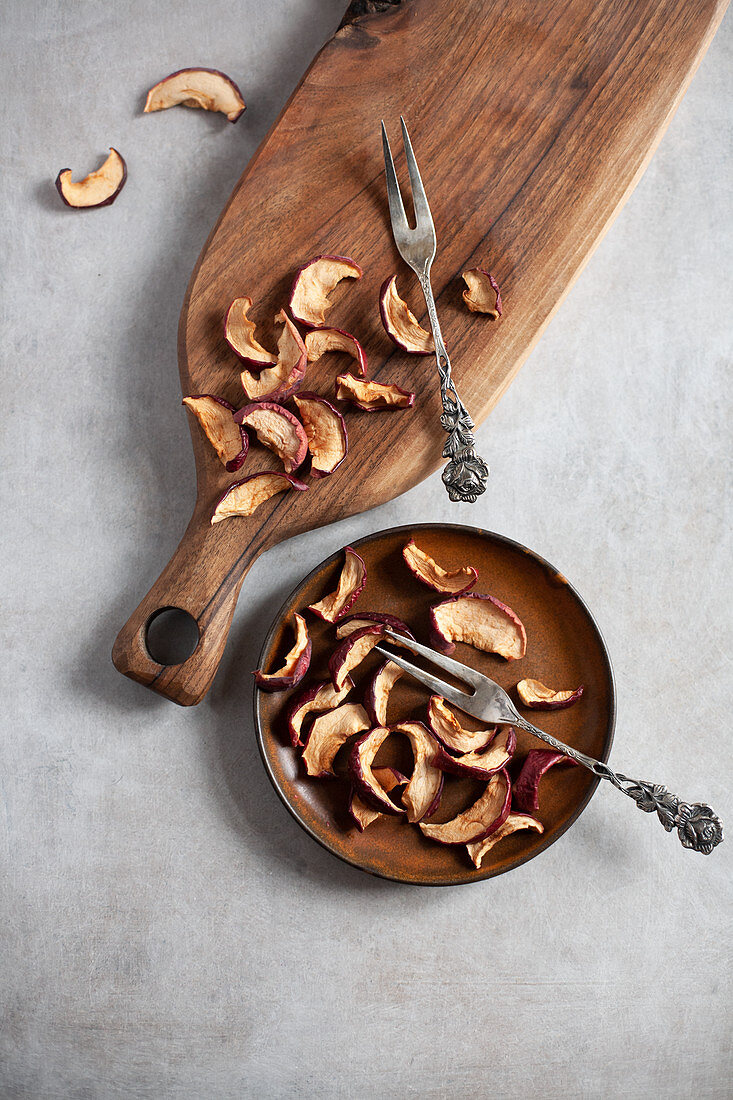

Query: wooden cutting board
[112,0,726,706]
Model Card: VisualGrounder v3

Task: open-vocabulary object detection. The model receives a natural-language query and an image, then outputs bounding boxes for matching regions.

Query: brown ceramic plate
[254,524,615,886]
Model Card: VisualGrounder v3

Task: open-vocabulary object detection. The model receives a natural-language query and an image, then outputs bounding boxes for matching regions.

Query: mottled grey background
[1,2,731,1097]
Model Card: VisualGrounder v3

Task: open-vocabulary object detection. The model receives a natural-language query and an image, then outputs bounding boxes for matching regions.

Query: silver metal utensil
[381,118,489,503]
[375,628,723,854]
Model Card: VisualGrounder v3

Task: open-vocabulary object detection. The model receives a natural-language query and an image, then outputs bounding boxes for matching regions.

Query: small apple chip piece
[363,660,404,727]
[304,328,367,376]
[225,297,278,366]
[430,593,527,660]
[428,695,498,755]
[461,269,502,318]
[516,678,584,710]
[144,68,245,122]
[335,374,415,411]
[379,275,434,355]
[182,395,248,471]
[433,726,516,780]
[419,769,511,845]
[328,625,383,691]
[292,392,348,478]
[55,148,127,209]
[348,727,406,816]
[403,538,478,595]
[235,402,308,474]
[394,721,444,823]
[349,767,408,831]
[512,750,574,814]
[335,612,414,641]
[239,310,307,402]
[290,255,363,328]
[253,613,311,692]
[466,813,543,868]
[302,702,371,778]
[285,677,353,748]
[210,471,307,524]
[308,547,367,623]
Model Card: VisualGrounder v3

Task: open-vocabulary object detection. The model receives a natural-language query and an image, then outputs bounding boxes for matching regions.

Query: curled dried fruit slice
[55,148,127,209]
[234,402,308,474]
[285,677,353,749]
[328,625,383,691]
[182,395,248,472]
[240,310,306,402]
[290,255,363,328]
[224,297,277,366]
[302,703,370,778]
[335,374,414,411]
[144,68,245,122]
[466,813,543,868]
[393,721,443,823]
[307,547,366,623]
[335,612,414,641]
[304,328,367,376]
[292,392,347,478]
[427,695,497,755]
[461,269,502,318]
[516,678,584,710]
[253,613,311,692]
[379,276,434,355]
[433,726,516,780]
[348,727,405,816]
[512,750,574,814]
[402,539,477,595]
[348,767,408,831]
[419,769,511,845]
[210,471,307,524]
[363,661,404,727]
[430,593,527,660]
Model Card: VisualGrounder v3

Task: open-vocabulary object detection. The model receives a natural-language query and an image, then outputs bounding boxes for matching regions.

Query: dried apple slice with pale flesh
[349,767,409,831]
[335,374,415,411]
[335,612,414,641]
[210,471,307,524]
[224,297,278,366]
[290,255,363,328]
[393,721,444,823]
[363,660,404,727]
[419,769,511,845]
[285,677,353,748]
[144,68,245,122]
[433,726,516,780]
[292,393,348,478]
[253,613,311,692]
[379,275,434,354]
[348,727,406,816]
[182,395,248,471]
[329,625,384,691]
[55,148,127,209]
[302,702,371,778]
[239,310,306,402]
[304,328,367,376]
[307,547,367,623]
[512,750,575,814]
[427,695,498,755]
[234,402,308,474]
[516,678,584,710]
[402,538,478,595]
[430,593,527,660]
[461,269,502,318]
[466,813,543,868]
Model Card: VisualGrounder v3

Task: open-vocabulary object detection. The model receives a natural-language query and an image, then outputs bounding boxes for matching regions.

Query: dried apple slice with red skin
[364,660,404,727]
[329,625,384,691]
[144,68,245,122]
[224,297,277,366]
[402,539,477,595]
[304,328,367,376]
[290,255,363,328]
[302,703,370,778]
[239,310,306,402]
[379,275,434,355]
[393,721,444,823]
[335,612,414,641]
[307,547,366,623]
[182,395,248,472]
[466,812,543,868]
[210,471,307,524]
[234,402,308,474]
[348,767,409,831]
[430,593,527,660]
[285,676,353,748]
[55,148,127,209]
[253,613,311,692]
[516,678,584,710]
[348,727,406,816]
[292,392,348,479]
[427,695,497,755]
[335,374,415,411]
[512,750,575,814]
[461,269,502,318]
[433,726,516,780]
[419,768,511,845]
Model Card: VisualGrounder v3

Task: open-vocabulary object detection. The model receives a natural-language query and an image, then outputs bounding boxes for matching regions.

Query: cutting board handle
[112,513,259,706]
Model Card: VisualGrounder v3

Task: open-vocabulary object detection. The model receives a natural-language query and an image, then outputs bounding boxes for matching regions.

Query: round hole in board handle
[145,607,200,667]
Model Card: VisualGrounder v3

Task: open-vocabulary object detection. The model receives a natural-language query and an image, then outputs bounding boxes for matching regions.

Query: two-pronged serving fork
[375,627,723,854]
[381,118,490,504]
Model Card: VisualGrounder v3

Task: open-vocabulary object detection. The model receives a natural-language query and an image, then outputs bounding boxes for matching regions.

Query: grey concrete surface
[1,2,731,1097]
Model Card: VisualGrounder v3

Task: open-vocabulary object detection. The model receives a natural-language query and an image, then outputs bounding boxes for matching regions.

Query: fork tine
[381,121,410,242]
[372,645,475,713]
[399,116,435,235]
[380,628,486,690]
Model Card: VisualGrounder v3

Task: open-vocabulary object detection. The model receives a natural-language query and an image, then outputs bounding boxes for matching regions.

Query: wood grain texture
[112,0,726,706]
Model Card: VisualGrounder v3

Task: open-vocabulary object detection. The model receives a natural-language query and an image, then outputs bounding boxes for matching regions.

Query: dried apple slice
[364,660,404,727]
[348,727,405,816]
[335,612,414,641]
[461,269,502,318]
[516,678,584,710]
[427,695,497,755]
[182,395,248,472]
[335,374,415,411]
[304,328,367,376]
[393,721,444,823]
[433,726,516,780]
[290,255,363,328]
[419,769,511,845]
[379,275,434,355]
[285,677,353,748]
[302,703,370,778]
[307,547,366,623]
[234,402,308,474]
[239,310,306,402]
[144,68,245,122]
[292,392,348,478]
[55,148,127,209]
[402,539,477,595]
[253,613,311,692]
[512,750,574,814]
[329,625,384,691]
[210,471,307,524]
[430,593,527,660]
[466,813,543,868]
[348,767,408,831]
[224,297,277,366]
